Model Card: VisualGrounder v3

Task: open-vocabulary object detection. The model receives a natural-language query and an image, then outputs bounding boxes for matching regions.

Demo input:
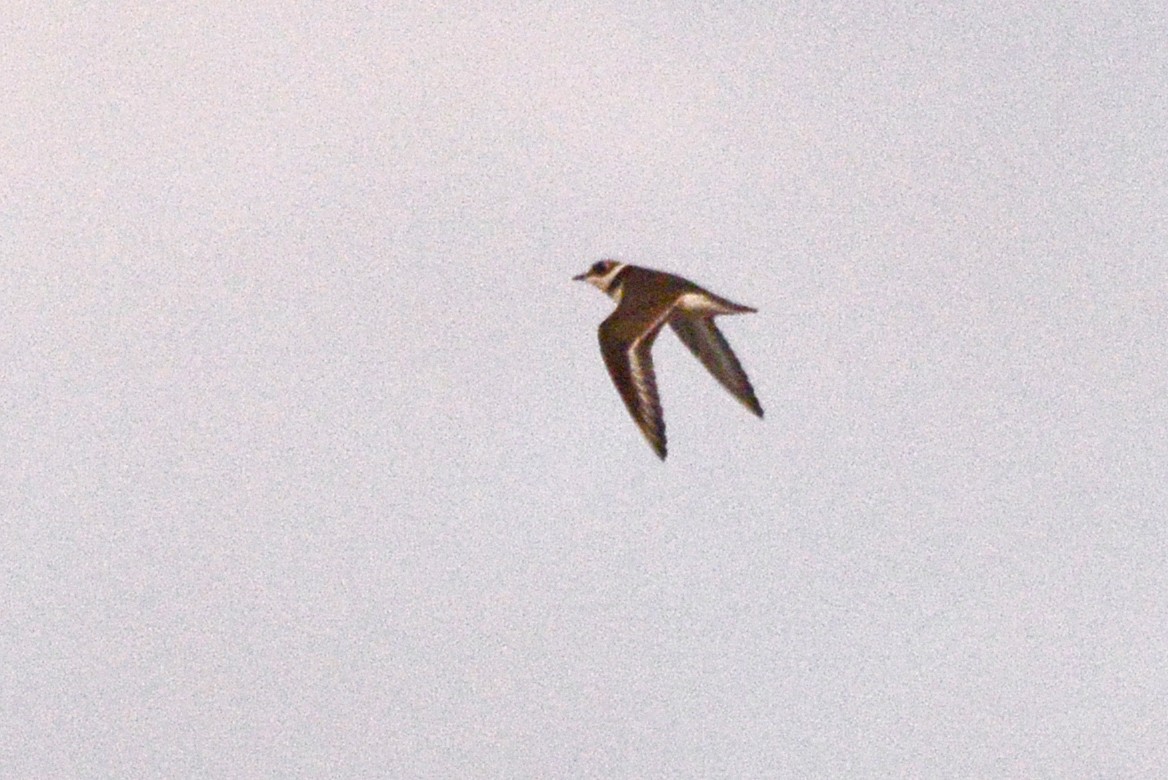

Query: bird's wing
[669,314,763,417]
[598,300,677,459]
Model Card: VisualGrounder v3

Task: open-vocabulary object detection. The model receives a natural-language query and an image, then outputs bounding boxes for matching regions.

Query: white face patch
[596,262,626,298]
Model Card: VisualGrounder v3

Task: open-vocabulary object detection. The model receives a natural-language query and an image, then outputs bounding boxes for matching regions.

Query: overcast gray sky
[4,3,1167,777]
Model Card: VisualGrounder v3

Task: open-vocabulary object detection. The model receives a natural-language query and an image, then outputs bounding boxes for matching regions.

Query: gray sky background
[4,3,1167,776]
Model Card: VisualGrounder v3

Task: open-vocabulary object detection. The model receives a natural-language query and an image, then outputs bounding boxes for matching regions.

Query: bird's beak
[572,272,587,281]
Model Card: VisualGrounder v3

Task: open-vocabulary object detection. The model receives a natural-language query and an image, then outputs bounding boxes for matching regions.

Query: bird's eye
[591,261,607,274]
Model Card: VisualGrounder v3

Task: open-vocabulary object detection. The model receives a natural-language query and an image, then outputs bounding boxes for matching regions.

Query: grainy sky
[4,3,1167,776]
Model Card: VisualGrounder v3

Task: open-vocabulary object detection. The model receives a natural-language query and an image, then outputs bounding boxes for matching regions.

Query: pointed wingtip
[740,396,764,418]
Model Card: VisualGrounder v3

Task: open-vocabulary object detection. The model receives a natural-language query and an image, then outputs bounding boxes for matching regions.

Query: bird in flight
[574,260,763,460]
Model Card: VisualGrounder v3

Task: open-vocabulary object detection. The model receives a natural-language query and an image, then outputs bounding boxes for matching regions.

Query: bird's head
[572,259,625,293]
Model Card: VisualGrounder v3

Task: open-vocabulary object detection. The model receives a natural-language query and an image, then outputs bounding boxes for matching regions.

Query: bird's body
[574,260,763,459]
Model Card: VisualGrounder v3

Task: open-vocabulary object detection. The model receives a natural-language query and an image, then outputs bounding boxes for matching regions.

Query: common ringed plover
[574,260,763,460]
